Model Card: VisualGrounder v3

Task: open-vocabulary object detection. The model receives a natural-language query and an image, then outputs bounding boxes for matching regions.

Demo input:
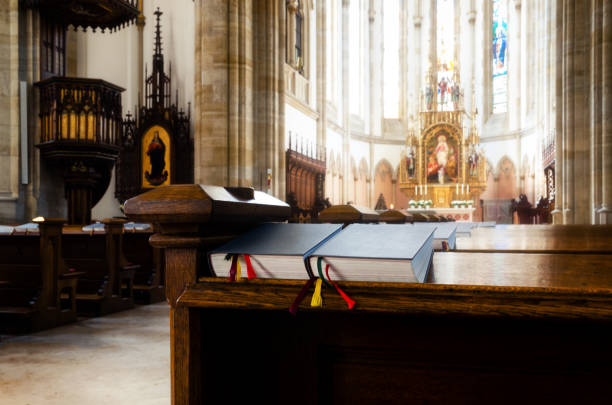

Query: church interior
[1,0,612,404]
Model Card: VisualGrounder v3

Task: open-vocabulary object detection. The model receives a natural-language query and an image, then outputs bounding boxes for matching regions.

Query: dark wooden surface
[318,204,380,225]
[124,184,291,227]
[179,273,612,404]
[379,209,413,224]
[123,228,165,304]
[62,219,135,315]
[0,218,78,333]
[126,184,612,405]
[456,225,612,253]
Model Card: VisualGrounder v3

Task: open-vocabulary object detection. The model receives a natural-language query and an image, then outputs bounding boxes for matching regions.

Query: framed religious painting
[425,130,459,184]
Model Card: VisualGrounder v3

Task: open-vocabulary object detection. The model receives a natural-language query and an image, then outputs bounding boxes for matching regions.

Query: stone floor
[0,303,170,405]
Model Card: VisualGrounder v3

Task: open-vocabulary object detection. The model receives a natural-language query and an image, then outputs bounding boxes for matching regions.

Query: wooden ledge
[180,277,612,322]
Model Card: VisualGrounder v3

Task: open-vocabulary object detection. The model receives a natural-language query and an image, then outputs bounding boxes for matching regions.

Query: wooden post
[125,184,290,405]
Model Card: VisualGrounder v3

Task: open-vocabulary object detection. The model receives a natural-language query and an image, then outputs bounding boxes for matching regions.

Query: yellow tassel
[311,278,323,307]
[235,258,242,280]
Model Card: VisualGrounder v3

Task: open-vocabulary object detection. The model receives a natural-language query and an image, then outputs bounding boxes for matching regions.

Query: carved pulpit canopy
[22,0,140,32]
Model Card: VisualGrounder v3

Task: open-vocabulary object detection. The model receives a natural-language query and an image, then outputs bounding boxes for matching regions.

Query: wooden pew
[318,204,379,226]
[126,185,612,405]
[378,209,413,224]
[122,223,165,304]
[62,219,137,316]
[0,219,80,333]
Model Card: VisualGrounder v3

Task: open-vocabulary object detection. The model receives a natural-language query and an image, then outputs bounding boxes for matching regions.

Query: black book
[208,223,343,279]
[308,224,435,283]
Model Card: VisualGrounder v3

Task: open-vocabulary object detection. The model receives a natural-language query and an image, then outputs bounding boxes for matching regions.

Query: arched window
[383,0,399,118]
[492,0,508,114]
[436,0,456,111]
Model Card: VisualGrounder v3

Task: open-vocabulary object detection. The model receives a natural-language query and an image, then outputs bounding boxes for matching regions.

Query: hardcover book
[208,223,343,279]
[308,224,434,283]
[412,222,457,250]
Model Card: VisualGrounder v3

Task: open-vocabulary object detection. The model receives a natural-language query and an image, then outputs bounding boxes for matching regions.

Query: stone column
[317,0,327,150]
[466,0,476,114]
[341,0,350,202]
[413,0,423,117]
[598,0,612,223]
[368,3,377,206]
[429,0,437,109]
[195,0,284,198]
[552,0,563,224]
[0,0,20,221]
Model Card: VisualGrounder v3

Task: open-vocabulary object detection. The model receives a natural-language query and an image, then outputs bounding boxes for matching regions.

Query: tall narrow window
[40,19,66,79]
[326,0,338,103]
[436,0,455,111]
[383,0,399,118]
[295,0,303,72]
[492,0,508,113]
[349,0,363,115]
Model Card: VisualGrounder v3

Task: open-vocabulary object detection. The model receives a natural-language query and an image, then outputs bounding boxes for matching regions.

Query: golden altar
[399,110,486,208]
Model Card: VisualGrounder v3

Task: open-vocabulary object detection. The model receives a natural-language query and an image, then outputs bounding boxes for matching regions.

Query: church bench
[0,219,79,333]
[122,225,165,304]
[318,204,379,226]
[61,219,136,316]
[125,184,612,404]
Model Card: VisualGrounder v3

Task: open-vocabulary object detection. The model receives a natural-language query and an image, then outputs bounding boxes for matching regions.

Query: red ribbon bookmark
[325,264,355,310]
[244,254,257,279]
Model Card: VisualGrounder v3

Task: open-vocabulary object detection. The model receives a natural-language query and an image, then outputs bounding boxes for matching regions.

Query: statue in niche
[438,77,449,106]
[451,84,463,110]
[145,131,168,186]
[406,146,416,178]
[468,146,479,178]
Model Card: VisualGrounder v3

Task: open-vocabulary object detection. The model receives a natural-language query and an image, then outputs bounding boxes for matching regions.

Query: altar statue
[434,134,449,183]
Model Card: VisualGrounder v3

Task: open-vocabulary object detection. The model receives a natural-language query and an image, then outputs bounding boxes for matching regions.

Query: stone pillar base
[597,206,612,224]
[551,209,564,224]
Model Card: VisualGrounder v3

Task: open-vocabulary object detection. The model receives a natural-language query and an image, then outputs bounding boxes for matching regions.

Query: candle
[425,184,427,194]
[420,184,423,195]
[456,183,459,194]
[461,183,464,194]
[467,184,469,194]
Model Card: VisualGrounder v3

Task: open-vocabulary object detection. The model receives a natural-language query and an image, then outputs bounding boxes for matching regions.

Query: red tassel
[228,255,238,282]
[244,254,257,279]
[289,278,316,316]
[325,264,356,310]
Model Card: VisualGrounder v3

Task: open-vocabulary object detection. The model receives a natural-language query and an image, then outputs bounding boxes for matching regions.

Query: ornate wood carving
[116,8,193,203]
[22,0,140,32]
[285,137,328,222]
[35,77,125,224]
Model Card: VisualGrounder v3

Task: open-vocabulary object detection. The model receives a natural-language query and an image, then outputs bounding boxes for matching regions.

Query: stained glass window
[436,0,456,111]
[492,0,508,114]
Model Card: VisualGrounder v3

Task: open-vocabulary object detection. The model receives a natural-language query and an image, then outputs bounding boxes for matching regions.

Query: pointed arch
[374,159,393,210]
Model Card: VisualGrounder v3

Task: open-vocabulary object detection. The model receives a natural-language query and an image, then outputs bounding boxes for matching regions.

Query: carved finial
[154,7,163,56]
